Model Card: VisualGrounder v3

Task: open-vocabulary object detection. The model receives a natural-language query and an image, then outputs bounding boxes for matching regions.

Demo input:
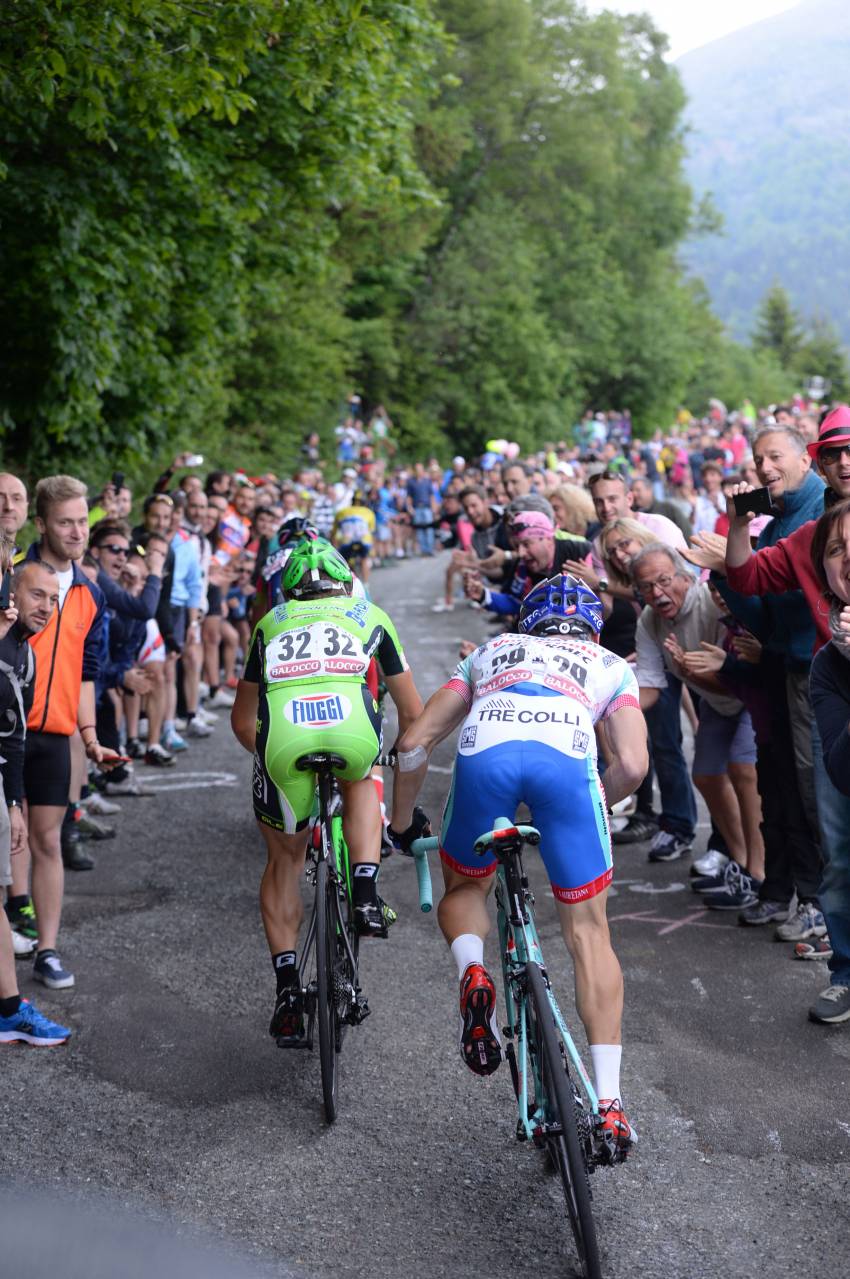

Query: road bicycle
[278,751,369,1124]
[411,818,625,1279]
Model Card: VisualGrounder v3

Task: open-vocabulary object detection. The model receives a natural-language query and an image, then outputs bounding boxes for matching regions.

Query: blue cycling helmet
[518,573,603,639]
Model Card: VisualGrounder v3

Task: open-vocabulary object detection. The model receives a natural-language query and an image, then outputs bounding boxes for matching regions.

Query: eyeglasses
[819,444,850,465]
[101,544,129,556]
[636,573,675,595]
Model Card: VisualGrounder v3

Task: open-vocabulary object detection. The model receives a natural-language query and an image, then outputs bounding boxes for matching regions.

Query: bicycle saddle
[295,751,348,772]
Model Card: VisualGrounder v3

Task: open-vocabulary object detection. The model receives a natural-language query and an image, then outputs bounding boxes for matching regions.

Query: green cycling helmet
[281,537,353,599]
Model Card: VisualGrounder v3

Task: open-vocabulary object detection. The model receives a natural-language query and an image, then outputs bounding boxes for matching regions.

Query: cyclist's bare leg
[339,775,381,864]
[258,824,309,954]
[556,890,623,1044]
[358,555,371,585]
[437,864,495,946]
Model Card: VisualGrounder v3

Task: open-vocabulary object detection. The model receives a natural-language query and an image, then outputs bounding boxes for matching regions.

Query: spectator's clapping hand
[682,531,727,574]
[0,602,19,640]
[450,548,476,573]
[681,641,726,676]
[663,633,686,672]
[732,632,763,663]
[564,560,598,590]
[463,569,484,603]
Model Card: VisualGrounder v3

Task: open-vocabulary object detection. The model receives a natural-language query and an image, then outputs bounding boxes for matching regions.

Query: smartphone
[0,574,11,610]
[112,470,125,492]
[185,453,204,468]
[105,754,133,766]
[733,487,773,517]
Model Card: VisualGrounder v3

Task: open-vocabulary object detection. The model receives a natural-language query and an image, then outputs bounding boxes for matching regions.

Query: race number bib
[265,623,368,682]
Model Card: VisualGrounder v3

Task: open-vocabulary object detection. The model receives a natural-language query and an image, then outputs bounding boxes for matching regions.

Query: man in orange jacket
[22,476,120,990]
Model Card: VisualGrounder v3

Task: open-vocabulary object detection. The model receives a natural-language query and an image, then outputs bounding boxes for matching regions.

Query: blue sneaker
[162,730,188,753]
[32,950,75,990]
[0,998,71,1046]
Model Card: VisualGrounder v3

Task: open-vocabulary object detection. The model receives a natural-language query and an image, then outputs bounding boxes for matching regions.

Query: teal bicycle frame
[492,821,600,1138]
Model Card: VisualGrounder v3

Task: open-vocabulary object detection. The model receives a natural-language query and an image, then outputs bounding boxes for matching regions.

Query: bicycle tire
[526,961,601,1279]
[315,857,338,1123]
[331,813,359,1051]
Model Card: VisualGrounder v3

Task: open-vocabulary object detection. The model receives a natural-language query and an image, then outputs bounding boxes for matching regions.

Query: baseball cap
[512,511,555,542]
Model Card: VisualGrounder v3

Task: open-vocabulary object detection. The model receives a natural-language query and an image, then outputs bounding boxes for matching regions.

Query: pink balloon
[504,442,520,460]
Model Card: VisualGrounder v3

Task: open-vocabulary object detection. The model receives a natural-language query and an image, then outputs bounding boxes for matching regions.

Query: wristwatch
[7,799,21,809]
[598,576,609,592]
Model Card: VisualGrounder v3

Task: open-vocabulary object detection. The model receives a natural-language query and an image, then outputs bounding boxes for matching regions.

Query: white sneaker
[199,681,210,701]
[105,767,155,797]
[80,792,122,816]
[775,901,827,942]
[196,705,218,724]
[206,688,236,708]
[690,848,730,878]
[431,601,455,613]
[185,717,213,738]
[12,930,37,958]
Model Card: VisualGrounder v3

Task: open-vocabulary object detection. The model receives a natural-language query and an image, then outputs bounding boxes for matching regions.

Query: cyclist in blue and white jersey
[389,574,648,1151]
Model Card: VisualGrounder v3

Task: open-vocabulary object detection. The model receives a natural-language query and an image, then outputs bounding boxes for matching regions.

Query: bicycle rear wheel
[315,857,338,1123]
[526,961,601,1279]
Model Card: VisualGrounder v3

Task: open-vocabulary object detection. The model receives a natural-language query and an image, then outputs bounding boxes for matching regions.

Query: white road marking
[428,765,454,775]
[629,882,687,895]
[837,1121,850,1137]
[142,770,238,791]
[691,977,708,1000]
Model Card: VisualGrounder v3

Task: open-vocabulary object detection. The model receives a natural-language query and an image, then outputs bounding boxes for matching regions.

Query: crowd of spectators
[2,390,850,1046]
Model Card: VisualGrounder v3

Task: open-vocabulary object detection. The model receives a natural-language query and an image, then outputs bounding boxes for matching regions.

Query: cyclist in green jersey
[230,538,426,1039]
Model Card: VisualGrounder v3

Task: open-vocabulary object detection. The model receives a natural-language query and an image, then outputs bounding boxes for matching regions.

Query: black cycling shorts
[24,731,71,808]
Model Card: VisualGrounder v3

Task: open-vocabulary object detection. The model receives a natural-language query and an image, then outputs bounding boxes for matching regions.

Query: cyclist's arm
[390,685,469,830]
[230,679,258,752]
[598,705,648,807]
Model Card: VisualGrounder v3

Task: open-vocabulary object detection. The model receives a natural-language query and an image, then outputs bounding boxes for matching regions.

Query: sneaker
[5,900,37,940]
[809,984,850,1025]
[794,936,833,961]
[738,899,790,926]
[702,867,760,911]
[690,847,730,878]
[161,730,188,754]
[104,769,155,797]
[76,812,115,841]
[354,898,392,938]
[62,840,95,871]
[458,963,502,1076]
[269,986,305,1042]
[225,676,239,690]
[32,950,74,990]
[0,999,71,1046]
[12,930,37,958]
[431,601,455,613]
[612,813,658,845]
[195,705,218,724]
[80,792,121,816]
[595,1099,638,1160]
[185,717,213,739]
[692,860,745,894]
[206,688,235,708]
[647,830,692,863]
[775,901,827,943]
[144,743,175,768]
[125,737,144,760]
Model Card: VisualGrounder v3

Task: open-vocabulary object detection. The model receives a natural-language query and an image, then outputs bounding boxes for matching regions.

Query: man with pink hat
[722,404,850,1026]
[463,510,590,617]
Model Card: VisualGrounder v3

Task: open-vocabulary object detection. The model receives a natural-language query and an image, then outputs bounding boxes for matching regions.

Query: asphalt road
[3,554,849,1279]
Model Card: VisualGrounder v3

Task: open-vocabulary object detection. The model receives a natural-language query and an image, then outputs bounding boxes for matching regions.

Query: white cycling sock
[590,1044,622,1102]
[450,933,484,980]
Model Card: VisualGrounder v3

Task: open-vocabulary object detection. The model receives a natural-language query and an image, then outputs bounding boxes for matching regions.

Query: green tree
[0,1,443,478]
[793,314,850,401]
[751,281,804,369]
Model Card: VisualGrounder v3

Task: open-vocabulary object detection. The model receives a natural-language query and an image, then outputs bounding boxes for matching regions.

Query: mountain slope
[677,0,850,341]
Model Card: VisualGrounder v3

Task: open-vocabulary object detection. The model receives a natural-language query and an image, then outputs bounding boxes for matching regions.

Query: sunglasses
[819,444,850,465]
[101,544,129,556]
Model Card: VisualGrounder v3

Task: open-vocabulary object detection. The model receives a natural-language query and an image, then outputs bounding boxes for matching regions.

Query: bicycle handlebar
[409,835,439,913]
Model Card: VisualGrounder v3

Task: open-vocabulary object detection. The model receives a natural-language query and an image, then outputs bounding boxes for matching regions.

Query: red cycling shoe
[595,1098,638,1160]
[458,963,502,1077]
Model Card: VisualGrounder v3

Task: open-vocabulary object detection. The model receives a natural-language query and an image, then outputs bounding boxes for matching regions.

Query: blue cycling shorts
[439,741,612,902]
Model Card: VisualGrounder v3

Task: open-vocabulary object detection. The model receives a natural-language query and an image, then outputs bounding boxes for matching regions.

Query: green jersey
[244,595,408,691]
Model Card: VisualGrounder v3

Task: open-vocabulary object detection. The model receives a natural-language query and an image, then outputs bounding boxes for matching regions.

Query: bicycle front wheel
[315,857,338,1123]
[526,961,601,1279]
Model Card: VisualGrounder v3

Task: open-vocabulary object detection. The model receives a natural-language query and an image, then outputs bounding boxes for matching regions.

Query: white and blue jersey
[440,633,640,901]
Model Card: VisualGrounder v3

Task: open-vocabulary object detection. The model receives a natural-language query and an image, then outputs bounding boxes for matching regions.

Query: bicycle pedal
[276,1033,309,1050]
